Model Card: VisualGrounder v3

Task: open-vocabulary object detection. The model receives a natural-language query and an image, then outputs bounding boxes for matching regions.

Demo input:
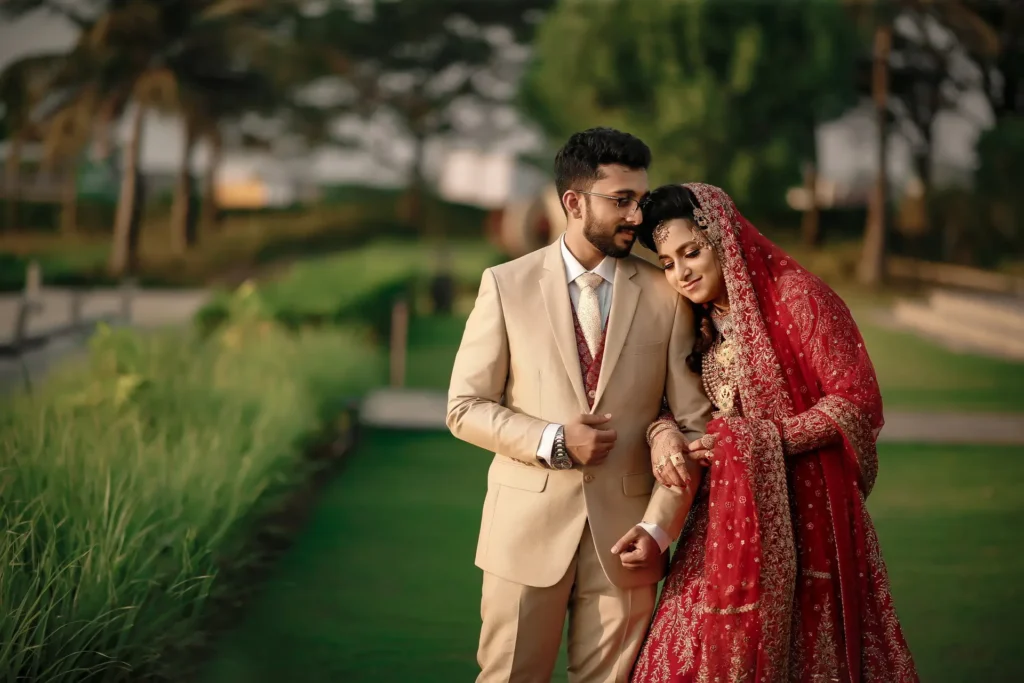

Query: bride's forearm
[645,398,680,447]
[779,408,842,456]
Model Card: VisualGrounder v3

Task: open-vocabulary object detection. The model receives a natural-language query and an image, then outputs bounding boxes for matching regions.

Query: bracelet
[645,421,675,447]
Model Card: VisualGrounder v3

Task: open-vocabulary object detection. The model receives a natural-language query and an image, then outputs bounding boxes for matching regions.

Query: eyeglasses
[577,191,646,218]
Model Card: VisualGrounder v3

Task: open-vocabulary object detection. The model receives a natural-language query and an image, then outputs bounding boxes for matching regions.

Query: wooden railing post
[389,299,409,387]
[120,277,136,324]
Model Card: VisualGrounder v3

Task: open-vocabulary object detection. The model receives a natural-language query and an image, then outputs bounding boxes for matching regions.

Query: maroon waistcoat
[571,305,608,409]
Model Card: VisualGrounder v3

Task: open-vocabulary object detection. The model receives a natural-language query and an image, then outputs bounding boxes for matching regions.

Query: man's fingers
[593,429,617,443]
[611,527,640,555]
[620,547,647,569]
[579,412,612,426]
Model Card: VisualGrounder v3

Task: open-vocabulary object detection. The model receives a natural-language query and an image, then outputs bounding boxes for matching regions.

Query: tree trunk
[201,127,222,231]
[109,104,145,277]
[800,161,821,247]
[4,132,23,232]
[171,119,197,255]
[857,23,891,287]
[402,133,427,235]
[60,164,78,235]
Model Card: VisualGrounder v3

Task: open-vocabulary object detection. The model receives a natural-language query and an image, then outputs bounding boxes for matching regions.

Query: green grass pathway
[201,314,1024,682]
[200,433,1024,683]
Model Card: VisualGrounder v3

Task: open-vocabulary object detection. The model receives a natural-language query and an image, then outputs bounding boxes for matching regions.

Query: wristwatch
[549,426,574,470]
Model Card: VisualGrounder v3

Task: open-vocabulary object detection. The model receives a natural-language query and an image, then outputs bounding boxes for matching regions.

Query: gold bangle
[646,423,671,447]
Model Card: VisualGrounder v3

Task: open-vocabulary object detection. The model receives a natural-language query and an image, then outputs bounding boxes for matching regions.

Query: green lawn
[406,314,1024,414]
[859,321,1024,413]
[196,312,1024,683]
[199,433,1023,683]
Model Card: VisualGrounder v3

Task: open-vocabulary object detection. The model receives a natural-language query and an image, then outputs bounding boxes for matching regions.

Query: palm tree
[40,89,95,234]
[30,0,296,274]
[0,53,65,231]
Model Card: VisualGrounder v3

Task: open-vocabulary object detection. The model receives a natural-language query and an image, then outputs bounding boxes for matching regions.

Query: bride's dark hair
[638,184,717,374]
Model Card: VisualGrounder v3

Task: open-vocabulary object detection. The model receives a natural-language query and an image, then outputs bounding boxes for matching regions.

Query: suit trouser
[476,523,657,683]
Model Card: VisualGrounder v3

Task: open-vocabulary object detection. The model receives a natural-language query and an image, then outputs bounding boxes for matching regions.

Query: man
[447,128,710,682]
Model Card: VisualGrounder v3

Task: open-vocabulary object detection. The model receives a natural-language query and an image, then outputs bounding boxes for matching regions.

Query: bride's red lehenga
[631,184,919,683]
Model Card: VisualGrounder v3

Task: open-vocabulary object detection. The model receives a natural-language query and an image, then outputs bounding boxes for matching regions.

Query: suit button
[584,474,595,483]
[588,390,596,399]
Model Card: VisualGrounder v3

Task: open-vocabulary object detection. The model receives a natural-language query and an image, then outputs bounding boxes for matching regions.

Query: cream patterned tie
[575,272,604,357]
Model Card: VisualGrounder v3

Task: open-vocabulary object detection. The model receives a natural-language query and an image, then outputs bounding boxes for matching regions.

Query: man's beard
[583,213,635,259]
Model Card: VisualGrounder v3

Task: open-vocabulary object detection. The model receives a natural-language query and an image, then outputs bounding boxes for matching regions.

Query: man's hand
[611,526,662,570]
[650,428,690,488]
[564,413,617,466]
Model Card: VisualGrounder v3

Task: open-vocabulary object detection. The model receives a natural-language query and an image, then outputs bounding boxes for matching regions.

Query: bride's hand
[687,434,716,467]
[651,429,690,489]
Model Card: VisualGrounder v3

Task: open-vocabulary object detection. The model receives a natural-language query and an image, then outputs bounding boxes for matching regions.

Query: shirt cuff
[637,522,672,554]
[535,423,562,466]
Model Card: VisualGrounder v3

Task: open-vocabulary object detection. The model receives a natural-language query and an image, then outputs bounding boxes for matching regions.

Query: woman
[630,183,919,683]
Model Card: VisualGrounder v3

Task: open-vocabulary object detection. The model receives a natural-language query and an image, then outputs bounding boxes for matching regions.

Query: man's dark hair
[553,127,652,212]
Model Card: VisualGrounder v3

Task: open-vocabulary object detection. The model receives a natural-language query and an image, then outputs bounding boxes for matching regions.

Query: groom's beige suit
[447,239,710,682]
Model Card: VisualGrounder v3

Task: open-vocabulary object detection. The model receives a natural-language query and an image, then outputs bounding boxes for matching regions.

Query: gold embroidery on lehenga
[801,570,832,580]
[811,598,842,682]
[704,601,760,615]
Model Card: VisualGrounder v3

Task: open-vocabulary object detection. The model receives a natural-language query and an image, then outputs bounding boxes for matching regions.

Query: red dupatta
[632,184,917,683]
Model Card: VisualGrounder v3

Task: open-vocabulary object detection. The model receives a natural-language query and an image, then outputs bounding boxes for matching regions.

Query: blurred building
[438,147,563,258]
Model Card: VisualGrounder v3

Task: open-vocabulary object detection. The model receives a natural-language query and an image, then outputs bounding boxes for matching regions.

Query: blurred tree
[846,0,1013,276]
[299,0,551,238]
[0,53,65,232]
[857,13,893,286]
[12,0,301,273]
[520,0,862,216]
[975,118,1024,259]
[952,0,1021,122]
[40,88,95,234]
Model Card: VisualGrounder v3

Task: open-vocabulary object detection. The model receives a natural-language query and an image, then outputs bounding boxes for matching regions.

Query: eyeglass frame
[576,190,648,218]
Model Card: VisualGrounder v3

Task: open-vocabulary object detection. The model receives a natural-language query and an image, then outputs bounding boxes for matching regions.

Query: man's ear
[563,191,583,220]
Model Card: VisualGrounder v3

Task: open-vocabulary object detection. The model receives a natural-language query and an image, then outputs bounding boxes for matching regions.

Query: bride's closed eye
[685,249,701,259]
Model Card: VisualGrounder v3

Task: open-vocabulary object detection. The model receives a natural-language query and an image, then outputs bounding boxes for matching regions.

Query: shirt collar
[560,235,616,285]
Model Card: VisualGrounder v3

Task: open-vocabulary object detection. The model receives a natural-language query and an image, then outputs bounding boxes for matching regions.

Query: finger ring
[670,453,684,465]
[655,463,664,472]
[700,433,717,450]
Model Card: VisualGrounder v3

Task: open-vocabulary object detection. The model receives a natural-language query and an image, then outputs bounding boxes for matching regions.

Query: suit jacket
[447,240,711,589]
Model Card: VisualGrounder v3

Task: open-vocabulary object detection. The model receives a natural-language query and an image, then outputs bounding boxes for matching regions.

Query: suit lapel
[594,258,640,407]
[539,243,588,410]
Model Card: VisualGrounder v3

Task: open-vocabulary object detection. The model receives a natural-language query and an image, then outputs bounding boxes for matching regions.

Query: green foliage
[196,239,503,337]
[0,308,384,681]
[521,0,862,212]
[975,118,1024,256]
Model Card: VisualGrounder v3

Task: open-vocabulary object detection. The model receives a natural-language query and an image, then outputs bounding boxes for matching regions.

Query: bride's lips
[683,276,702,291]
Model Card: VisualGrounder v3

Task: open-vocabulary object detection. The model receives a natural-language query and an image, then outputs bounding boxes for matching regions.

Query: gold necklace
[702,332,740,417]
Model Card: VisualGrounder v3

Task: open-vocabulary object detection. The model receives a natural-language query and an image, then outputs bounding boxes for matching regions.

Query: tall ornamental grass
[0,285,384,682]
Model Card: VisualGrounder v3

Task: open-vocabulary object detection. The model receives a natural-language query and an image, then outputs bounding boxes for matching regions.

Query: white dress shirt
[535,237,672,552]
